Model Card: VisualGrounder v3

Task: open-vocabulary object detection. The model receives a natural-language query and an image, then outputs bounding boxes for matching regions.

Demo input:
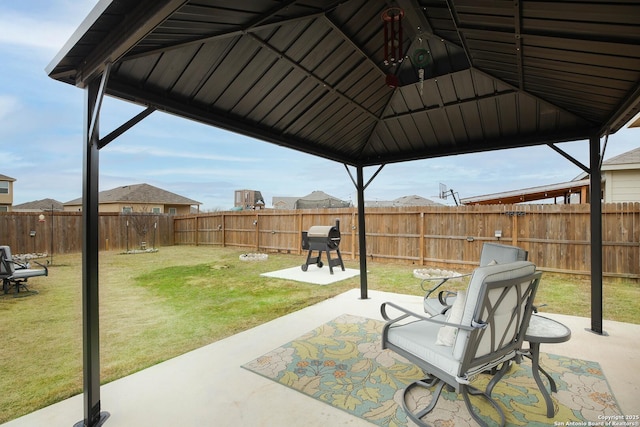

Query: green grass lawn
[0,246,638,423]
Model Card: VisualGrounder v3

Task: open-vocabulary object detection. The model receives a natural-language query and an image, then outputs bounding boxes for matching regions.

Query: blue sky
[1,1,639,211]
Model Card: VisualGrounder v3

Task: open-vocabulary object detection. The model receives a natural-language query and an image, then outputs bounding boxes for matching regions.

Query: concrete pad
[2,289,638,427]
[260,264,359,285]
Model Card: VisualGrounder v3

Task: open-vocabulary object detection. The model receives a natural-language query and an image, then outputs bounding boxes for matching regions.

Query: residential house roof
[601,146,640,169]
[366,194,443,207]
[13,199,64,211]
[64,183,201,206]
[0,174,16,181]
[272,191,350,209]
[271,197,299,210]
[573,146,640,180]
[294,191,351,209]
[461,179,591,205]
[464,145,640,205]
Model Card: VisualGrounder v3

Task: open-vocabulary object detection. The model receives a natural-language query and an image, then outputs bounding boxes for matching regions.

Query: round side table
[524,314,572,417]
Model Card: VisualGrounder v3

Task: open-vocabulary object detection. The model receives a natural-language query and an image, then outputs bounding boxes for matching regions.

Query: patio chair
[382,261,540,427]
[422,242,528,316]
[0,246,48,294]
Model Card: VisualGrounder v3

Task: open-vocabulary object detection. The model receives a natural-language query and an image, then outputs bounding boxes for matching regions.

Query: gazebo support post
[344,163,385,300]
[356,166,368,299]
[75,73,111,427]
[589,135,605,335]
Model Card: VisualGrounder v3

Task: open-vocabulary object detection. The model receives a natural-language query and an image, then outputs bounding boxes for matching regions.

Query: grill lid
[307,225,338,238]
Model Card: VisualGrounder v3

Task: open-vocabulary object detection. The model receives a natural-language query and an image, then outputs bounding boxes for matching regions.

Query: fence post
[419,211,425,266]
[197,215,201,246]
[298,212,303,254]
[221,213,226,247]
[511,210,518,246]
[351,210,357,260]
[255,213,260,251]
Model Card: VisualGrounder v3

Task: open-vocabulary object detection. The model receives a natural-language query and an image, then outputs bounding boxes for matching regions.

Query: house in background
[591,146,640,203]
[562,146,640,203]
[234,189,265,210]
[365,195,444,207]
[63,183,201,215]
[272,196,298,210]
[12,198,64,212]
[0,174,16,212]
[461,179,591,205]
[272,190,351,209]
[273,193,443,209]
[461,146,640,205]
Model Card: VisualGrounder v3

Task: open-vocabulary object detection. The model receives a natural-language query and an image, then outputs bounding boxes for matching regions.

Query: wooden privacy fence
[0,212,174,255]
[173,203,640,279]
[1,203,638,278]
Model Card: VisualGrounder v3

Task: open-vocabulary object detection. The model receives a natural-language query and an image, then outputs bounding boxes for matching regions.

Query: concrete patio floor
[2,288,639,427]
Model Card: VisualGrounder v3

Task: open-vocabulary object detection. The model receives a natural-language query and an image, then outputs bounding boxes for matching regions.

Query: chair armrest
[420,273,472,297]
[32,260,49,276]
[8,259,28,269]
[380,301,474,331]
[532,303,547,313]
[438,290,457,305]
[421,277,449,297]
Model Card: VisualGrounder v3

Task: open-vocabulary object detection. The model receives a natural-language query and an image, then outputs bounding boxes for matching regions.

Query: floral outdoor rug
[242,314,622,427]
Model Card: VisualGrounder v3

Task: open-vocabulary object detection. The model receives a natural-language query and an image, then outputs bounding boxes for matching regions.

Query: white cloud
[0,95,21,120]
[105,144,262,163]
[0,15,70,52]
[0,2,97,54]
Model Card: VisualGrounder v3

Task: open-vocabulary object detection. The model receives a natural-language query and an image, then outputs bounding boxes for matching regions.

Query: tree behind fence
[1,203,638,278]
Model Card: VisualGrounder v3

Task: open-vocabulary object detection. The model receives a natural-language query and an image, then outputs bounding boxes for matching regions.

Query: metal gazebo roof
[45,1,640,426]
[47,0,640,165]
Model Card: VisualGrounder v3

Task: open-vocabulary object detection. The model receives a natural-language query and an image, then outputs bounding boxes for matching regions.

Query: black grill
[301,220,345,274]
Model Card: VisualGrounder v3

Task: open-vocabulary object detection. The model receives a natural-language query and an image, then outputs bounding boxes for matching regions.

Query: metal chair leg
[402,376,507,427]
[401,378,446,427]
[486,360,512,396]
[461,384,506,427]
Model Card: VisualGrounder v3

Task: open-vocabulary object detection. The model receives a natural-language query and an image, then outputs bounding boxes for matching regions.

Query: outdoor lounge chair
[0,245,48,294]
[422,242,528,316]
[382,261,540,427]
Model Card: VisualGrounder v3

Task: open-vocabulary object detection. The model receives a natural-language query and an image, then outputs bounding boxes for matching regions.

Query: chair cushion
[11,268,47,279]
[435,290,466,346]
[385,318,461,378]
[453,261,536,360]
[479,243,528,267]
